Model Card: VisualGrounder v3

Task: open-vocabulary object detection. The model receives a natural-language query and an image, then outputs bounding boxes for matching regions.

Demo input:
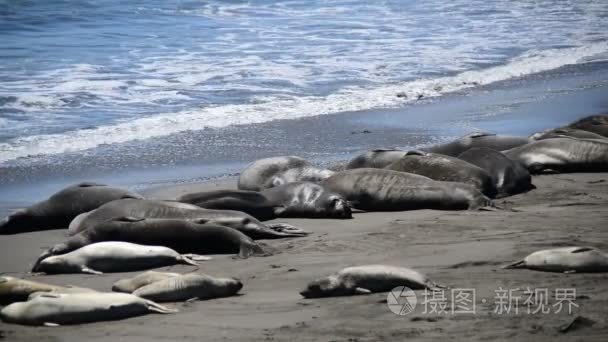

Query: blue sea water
[0,0,608,165]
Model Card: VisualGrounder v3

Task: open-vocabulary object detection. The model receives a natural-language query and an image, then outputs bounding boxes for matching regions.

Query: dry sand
[1,173,607,341]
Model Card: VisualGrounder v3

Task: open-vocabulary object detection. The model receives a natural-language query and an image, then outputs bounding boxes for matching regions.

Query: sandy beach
[1,171,607,341]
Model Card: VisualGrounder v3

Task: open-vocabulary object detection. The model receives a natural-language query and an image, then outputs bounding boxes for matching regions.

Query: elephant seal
[34,241,205,275]
[237,156,334,191]
[68,199,308,239]
[0,277,95,305]
[385,150,497,197]
[421,132,531,157]
[34,217,269,270]
[346,149,408,169]
[300,265,444,298]
[567,114,608,137]
[321,168,492,211]
[113,271,180,293]
[132,273,242,302]
[503,246,608,273]
[0,292,176,326]
[179,182,351,220]
[503,137,608,173]
[456,147,534,197]
[530,128,606,141]
[0,182,143,234]
[178,190,277,221]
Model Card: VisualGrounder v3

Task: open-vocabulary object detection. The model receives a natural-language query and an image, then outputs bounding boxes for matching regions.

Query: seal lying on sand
[321,168,491,211]
[503,137,608,173]
[456,147,534,197]
[530,128,607,141]
[132,273,243,302]
[68,199,308,239]
[385,150,497,197]
[0,182,143,234]
[34,218,269,270]
[178,182,351,220]
[421,132,530,157]
[238,156,334,191]
[345,149,408,169]
[33,241,206,275]
[0,292,176,326]
[567,114,608,137]
[113,271,180,293]
[300,265,444,298]
[0,276,95,305]
[503,246,608,273]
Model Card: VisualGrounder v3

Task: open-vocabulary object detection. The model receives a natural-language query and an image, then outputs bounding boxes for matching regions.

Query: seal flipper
[265,223,310,236]
[144,300,178,314]
[113,216,146,223]
[467,132,496,139]
[182,254,212,262]
[43,322,60,327]
[81,267,103,275]
[502,260,526,269]
[353,287,372,295]
[571,247,594,253]
[238,242,271,258]
[405,150,428,156]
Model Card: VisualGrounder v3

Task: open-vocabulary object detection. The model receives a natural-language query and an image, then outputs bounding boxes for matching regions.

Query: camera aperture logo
[387,286,417,315]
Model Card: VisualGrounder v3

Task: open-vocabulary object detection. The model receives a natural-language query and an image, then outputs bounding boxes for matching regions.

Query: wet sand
[1,172,607,341]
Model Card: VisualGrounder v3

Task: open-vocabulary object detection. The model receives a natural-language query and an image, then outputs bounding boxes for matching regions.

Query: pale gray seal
[33,217,270,271]
[0,182,143,234]
[178,182,351,220]
[530,128,607,141]
[421,132,531,157]
[345,149,408,169]
[503,246,608,273]
[300,265,444,298]
[0,277,95,305]
[567,114,608,137]
[112,271,180,293]
[237,156,334,191]
[0,292,176,326]
[34,241,205,275]
[384,150,497,197]
[132,273,242,302]
[68,199,308,238]
[321,168,492,211]
[503,137,608,173]
[456,147,534,197]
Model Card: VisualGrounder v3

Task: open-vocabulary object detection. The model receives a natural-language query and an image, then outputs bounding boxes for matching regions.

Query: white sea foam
[1,42,607,164]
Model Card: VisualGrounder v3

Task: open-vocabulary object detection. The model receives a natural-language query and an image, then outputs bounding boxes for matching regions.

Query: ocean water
[1,0,608,168]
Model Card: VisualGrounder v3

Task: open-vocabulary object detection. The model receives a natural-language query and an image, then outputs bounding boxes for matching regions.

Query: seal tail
[502,260,526,269]
[264,223,310,238]
[238,242,271,259]
[145,300,179,314]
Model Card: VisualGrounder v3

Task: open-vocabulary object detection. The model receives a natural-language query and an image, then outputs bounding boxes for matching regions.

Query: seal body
[113,271,180,293]
[133,273,243,302]
[300,265,442,298]
[503,246,608,273]
[0,292,175,326]
[0,277,94,305]
[35,241,200,275]
[346,149,408,169]
[321,168,491,211]
[567,114,608,137]
[422,132,530,157]
[530,128,607,140]
[503,137,608,173]
[456,147,534,197]
[179,183,351,220]
[0,182,143,234]
[178,190,277,221]
[385,151,497,197]
[68,199,307,239]
[237,156,334,191]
